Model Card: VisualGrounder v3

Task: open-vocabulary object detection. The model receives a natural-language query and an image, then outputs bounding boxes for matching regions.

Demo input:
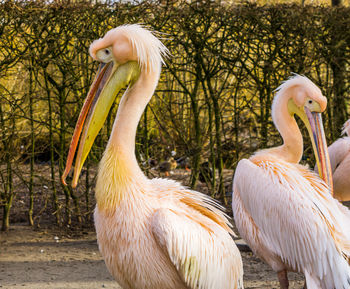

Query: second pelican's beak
[304,107,333,193]
[62,61,140,188]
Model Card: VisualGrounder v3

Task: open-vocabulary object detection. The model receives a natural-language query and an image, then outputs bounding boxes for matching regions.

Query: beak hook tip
[61,168,70,186]
[61,175,67,186]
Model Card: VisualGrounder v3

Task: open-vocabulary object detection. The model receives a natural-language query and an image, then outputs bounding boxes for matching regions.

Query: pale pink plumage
[316,120,350,202]
[232,75,350,289]
[89,25,243,289]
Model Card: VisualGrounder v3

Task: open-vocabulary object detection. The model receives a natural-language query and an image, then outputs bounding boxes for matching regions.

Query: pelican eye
[96,48,112,63]
[308,100,313,104]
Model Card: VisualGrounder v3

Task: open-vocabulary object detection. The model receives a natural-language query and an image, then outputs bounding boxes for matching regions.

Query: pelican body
[316,120,350,202]
[232,76,350,289]
[62,25,243,289]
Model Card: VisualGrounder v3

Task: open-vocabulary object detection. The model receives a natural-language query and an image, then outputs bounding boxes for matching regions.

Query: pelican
[232,75,350,289]
[62,25,243,289]
[315,119,350,202]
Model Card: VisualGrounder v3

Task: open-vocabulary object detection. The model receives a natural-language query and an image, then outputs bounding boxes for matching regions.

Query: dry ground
[0,224,305,289]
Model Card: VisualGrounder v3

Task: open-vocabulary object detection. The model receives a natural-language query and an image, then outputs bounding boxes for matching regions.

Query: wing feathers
[180,196,233,235]
[151,178,234,236]
[151,208,243,289]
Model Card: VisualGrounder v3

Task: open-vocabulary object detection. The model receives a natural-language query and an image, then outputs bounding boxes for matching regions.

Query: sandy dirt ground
[0,224,305,289]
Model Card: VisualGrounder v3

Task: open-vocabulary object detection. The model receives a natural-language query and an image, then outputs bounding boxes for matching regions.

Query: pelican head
[62,24,168,188]
[276,75,333,190]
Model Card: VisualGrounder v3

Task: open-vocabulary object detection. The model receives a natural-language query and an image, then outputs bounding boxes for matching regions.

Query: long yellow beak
[304,107,333,193]
[61,61,140,188]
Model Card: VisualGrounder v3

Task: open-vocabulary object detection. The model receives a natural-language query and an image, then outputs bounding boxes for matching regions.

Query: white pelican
[232,75,350,289]
[62,24,243,289]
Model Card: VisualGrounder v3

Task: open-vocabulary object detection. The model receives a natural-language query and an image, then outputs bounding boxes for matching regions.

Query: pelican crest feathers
[89,24,169,72]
